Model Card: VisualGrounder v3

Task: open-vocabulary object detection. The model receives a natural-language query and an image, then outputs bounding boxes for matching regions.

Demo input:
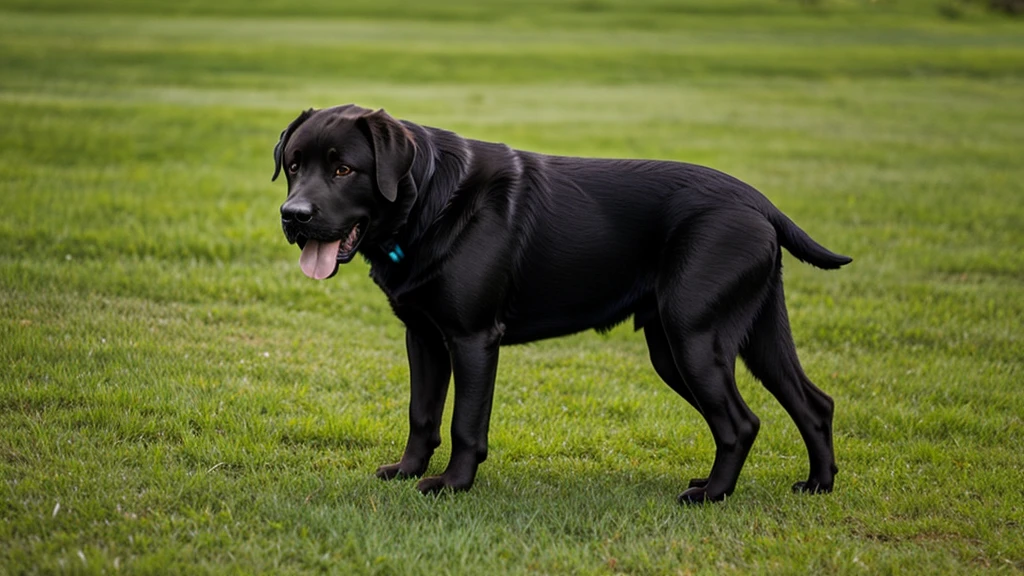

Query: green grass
[1,0,1022,573]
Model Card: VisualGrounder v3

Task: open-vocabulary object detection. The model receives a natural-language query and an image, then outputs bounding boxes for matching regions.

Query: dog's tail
[763,204,852,270]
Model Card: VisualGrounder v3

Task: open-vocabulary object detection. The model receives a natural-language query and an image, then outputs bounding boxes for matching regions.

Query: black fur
[273,105,851,503]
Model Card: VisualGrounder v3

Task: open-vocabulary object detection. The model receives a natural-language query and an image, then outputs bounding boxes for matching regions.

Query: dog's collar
[381,240,405,263]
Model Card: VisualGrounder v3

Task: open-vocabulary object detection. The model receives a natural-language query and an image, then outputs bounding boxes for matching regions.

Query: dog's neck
[369,123,473,265]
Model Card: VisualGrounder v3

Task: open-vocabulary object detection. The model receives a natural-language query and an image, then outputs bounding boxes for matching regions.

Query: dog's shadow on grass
[324,456,799,517]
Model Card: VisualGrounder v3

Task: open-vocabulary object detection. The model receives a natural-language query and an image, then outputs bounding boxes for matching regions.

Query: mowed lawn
[1,1,1022,573]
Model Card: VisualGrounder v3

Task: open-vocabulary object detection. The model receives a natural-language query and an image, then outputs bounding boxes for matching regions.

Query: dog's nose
[281,199,315,224]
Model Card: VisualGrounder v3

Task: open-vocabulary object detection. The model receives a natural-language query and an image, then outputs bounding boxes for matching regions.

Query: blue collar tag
[385,243,405,263]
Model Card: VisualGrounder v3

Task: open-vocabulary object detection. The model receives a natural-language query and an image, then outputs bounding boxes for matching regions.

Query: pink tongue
[299,239,342,280]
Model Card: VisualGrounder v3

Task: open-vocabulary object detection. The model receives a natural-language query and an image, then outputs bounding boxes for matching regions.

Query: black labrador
[272,104,850,504]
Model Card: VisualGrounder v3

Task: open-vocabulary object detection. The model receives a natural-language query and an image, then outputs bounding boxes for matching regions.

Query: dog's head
[273,105,415,279]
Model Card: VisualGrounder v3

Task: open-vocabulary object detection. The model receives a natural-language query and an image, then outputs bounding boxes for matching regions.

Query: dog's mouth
[296,219,366,280]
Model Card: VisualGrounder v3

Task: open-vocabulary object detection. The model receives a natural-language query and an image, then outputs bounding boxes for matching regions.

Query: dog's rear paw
[792,479,833,494]
[687,477,709,489]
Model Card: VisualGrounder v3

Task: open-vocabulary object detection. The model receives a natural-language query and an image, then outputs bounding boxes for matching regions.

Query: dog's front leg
[376,326,452,480]
[416,328,501,494]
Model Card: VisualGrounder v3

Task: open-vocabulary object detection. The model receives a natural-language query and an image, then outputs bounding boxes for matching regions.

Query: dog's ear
[272,108,315,182]
[360,109,415,202]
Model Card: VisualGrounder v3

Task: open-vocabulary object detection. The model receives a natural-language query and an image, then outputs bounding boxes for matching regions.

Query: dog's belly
[501,283,651,345]
[500,229,658,344]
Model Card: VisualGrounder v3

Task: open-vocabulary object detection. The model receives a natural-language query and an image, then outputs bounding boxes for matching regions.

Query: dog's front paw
[792,478,833,494]
[677,486,727,505]
[375,461,425,481]
[416,474,473,495]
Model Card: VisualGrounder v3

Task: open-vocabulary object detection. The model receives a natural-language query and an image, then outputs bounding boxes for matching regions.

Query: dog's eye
[288,161,299,174]
[335,166,352,178]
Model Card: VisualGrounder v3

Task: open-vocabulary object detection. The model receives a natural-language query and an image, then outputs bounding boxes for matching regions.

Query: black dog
[272,104,850,504]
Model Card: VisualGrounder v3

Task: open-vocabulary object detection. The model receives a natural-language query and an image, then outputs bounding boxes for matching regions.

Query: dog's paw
[687,477,709,489]
[792,478,833,494]
[375,462,423,481]
[677,486,727,505]
[416,474,473,495]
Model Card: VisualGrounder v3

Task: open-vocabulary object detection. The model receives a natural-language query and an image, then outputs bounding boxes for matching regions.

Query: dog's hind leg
[656,215,777,504]
[740,276,838,494]
[644,315,712,490]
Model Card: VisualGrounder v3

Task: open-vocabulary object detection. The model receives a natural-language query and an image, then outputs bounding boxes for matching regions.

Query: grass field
[1,0,1022,573]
